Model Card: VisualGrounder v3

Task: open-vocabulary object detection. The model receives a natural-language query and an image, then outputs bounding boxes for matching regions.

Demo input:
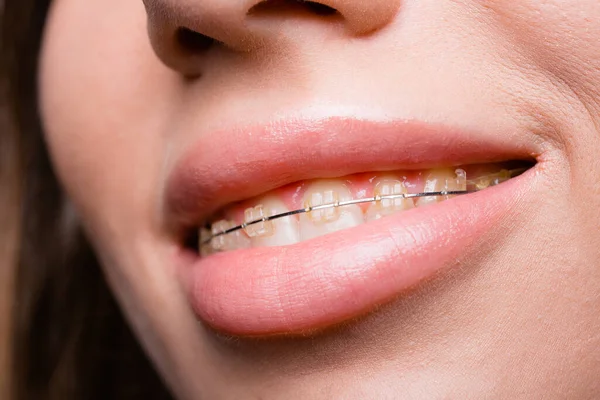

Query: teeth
[452,168,467,197]
[200,166,530,254]
[243,204,274,238]
[243,205,274,238]
[416,168,467,207]
[210,220,234,251]
[475,176,491,190]
[249,197,299,247]
[473,169,509,190]
[490,169,510,186]
[300,181,364,241]
[199,227,214,257]
[206,219,251,253]
[456,168,467,185]
[229,230,252,251]
[306,189,340,224]
[366,179,414,221]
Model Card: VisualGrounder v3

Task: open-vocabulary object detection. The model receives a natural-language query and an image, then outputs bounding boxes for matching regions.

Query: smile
[167,117,539,337]
[198,166,528,255]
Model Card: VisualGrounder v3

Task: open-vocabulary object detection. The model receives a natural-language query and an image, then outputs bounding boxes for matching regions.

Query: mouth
[196,164,528,256]
[167,117,538,336]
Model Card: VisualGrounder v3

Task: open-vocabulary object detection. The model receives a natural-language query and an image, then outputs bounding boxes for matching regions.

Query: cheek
[39,0,176,241]
[487,0,600,85]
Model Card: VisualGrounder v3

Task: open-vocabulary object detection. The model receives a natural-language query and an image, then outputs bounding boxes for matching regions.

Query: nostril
[303,1,337,16]
[249,0,338,17]
[175,27,217,54]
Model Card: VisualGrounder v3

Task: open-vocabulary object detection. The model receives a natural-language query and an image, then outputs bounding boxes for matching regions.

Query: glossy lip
[167,117,539,336]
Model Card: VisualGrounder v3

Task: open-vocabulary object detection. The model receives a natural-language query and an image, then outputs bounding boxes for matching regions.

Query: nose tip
[144,0,401,75]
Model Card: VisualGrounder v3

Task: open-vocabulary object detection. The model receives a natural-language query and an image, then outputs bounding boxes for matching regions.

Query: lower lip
[177,172,531,336]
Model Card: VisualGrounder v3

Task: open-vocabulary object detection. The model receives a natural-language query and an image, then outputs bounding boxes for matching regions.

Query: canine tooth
[366,179,413,221]
[300,181,363,241]
[306,190,340,223]
[243,205,274,238]
[251,197,299,247]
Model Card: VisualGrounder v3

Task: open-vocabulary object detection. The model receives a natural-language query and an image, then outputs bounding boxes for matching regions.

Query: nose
[143,0,401,75]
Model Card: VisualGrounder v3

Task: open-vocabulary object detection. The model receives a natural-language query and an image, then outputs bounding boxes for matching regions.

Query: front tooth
[416,168,466,207]
[250,197,299,247]
[300,181,364,241]
[366,179,414,221]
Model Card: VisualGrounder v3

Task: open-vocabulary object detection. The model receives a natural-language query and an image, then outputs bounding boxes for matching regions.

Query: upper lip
[165,116,537,230]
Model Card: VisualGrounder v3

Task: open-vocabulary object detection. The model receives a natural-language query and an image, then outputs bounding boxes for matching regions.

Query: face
[39,0,600,398]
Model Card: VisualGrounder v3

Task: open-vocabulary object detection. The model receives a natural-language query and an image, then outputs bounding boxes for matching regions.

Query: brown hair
[1,1,173,398]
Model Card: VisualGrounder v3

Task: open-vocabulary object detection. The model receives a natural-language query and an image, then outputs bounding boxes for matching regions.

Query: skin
[39,0,600,399]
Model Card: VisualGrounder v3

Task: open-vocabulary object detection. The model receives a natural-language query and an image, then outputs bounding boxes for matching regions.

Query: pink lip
[167,117,537,336]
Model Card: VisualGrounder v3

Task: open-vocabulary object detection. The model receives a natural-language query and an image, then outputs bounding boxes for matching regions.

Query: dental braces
[200,167,527,247]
